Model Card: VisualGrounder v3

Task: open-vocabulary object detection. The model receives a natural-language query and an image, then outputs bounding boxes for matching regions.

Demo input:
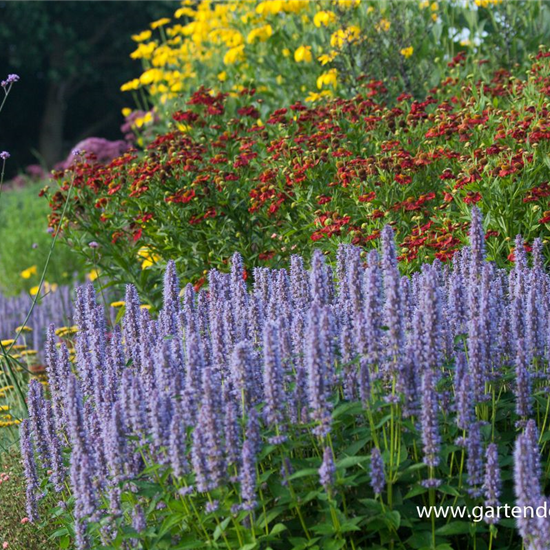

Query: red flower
[394,173,412,185]
[463,192,482,205]
[358,192,376,203]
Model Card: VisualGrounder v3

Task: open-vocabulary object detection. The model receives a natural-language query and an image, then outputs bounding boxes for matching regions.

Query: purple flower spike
[240,439,258,511]
[262,322,285,428]
[420,368,440,468]
[484,443,501,523]
[370,447,385,496]
[319,446,336,493]
[20,420,40,523]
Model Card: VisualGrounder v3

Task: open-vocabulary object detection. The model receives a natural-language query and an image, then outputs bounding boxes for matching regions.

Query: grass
[0,181,84,296]
[0,448,56,550]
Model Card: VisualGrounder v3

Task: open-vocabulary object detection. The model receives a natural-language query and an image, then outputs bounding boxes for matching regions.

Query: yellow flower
[317,68,338,89]
[335,0,360,8]
[134,112,154,129]
[218,71,228,82]
[420,0,430,7]
[294,45,312,63]
[140,304,152,310]
[246,24,273,44]
[376,18,391,32]
[305,90,333,102]
[140,69,163,86]
[132,30,152,42]
[175,6,196,18]
[330,26,361,48]
[318,51,338,65]
[20,266,37,279]
[0,340,14,347]
[15,326,32,333]
[400,46,414,58]
[89,269,100,282]
[150,18,171,30]
[137,247,160,269]
[224,44,245,65]
[282,48,291,58]
[314,11,336,27]
[121,107,132,117]
[110,301,126,308]
[430,2,438,10]
[29,286,40,296]
[120,79,141,92]
[256,0,284,15]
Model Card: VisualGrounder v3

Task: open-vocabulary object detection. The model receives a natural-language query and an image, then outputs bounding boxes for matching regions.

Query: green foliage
[51,51,550,305]
[126,0,550,127]
[39,365,528,550]
[0,450,56,550]
[0,183,84,295]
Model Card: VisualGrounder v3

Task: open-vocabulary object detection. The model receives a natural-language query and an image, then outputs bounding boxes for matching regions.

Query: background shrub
[50,52,550,303]
[0,183,84,296]
[123,0,550,132]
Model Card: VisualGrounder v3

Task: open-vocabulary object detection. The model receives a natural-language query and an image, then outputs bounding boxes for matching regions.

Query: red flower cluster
[49,51,550,286]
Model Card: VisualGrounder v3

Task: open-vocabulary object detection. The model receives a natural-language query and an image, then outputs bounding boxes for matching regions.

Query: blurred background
[0,0,178,178]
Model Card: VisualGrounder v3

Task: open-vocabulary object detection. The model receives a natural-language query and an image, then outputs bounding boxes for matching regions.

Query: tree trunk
[38,79,67,168]
[38,36,68,168]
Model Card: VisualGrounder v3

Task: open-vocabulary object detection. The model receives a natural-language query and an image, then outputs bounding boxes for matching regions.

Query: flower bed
[51,51,550,302]
[21,209,550,549]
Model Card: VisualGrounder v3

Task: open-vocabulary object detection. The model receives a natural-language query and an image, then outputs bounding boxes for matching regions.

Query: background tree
[0,0,178,173]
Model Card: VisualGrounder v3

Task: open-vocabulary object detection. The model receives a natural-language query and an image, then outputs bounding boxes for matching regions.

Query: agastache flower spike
[160,260,180,336]
[20,420,40,523]
[514,431,541,540]
[319,446,336,493]
[305,306,332,436]
[469,206,485,280]
[370,447,385,496]
[43,400,65,492]
[169,411,188,478]
[198,367,224,488]
[123,284,142,366]
[381,225,405,373]
[466,421,484,497]
[290,254,310,311]
[262,322,285,428]
[27,379,50,467]
[240,439,258,511]
[420,368,441,469]
[310,250,330,305]
[484,443,501,523]
[515,339,532,422]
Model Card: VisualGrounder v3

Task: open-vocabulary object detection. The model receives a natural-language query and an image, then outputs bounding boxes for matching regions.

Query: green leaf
[213,517,231,541]
[288,467,319,481]
[405,485,428,499]
[383,510,401,530]
[436,522,473,536]
[336,456,370,469]
[270,523,287,536]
